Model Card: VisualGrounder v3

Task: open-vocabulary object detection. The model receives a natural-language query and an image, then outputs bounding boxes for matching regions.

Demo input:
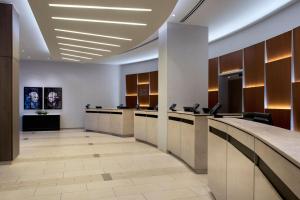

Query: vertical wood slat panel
[266,58,291,109]
[293,83,300,132]
[208,91,218,109]
[209,58,219,90]
[244,42,265,87]
[219,50,243,74]
[244,87,264,113]
[265,109,291,130]
[266,31,292,62]
[294,27,300,82]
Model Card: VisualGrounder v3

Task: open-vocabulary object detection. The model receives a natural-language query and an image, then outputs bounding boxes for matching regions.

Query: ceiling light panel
[62,57,81,62]
[60,53,93,59]
[58,43,111,52]
[60,48,103,56]
[28,0,177,62]
[54,29,132,41]
[52,17,147,26]
[49,4,152,12]
[56,36,120,47]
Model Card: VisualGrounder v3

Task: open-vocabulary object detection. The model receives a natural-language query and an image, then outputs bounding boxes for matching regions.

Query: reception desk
[134,110,158,146]
[167,111,209,173]
[85,109,134,137]
[208,118,300,200]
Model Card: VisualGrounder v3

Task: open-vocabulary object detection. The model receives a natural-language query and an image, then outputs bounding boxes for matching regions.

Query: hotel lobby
[0,0,300,200]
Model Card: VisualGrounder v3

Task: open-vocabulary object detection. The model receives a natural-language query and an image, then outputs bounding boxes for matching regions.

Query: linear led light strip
[52,17,147,26]
[56,36,120,47]
[60,48,103,57]
[62,57,80,62]
[58,43,111,52]
[49,4,152,12]
[60,53,92,60]
[54,29,132,41]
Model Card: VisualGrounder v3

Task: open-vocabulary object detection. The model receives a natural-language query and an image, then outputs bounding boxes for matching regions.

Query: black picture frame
[44,87,63,109]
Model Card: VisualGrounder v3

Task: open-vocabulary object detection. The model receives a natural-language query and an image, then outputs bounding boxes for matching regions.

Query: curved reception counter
[84,109,134,137]
[134,110,158,146]
[167,111,209,174]
[208,118,300,200]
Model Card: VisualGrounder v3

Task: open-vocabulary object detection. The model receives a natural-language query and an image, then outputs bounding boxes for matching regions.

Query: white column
[158,22,208,151]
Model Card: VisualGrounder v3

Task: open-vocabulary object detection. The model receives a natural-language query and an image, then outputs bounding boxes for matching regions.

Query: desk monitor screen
[210,103,221,115]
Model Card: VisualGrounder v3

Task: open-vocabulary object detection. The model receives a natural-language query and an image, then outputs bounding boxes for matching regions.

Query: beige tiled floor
[0,130,212,200]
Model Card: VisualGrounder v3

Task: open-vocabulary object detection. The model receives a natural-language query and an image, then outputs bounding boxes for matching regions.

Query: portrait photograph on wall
[24,87,43,110]
[44,87,62,109]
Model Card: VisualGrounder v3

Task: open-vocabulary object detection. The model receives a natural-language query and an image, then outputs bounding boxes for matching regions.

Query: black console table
[22,115,60,131]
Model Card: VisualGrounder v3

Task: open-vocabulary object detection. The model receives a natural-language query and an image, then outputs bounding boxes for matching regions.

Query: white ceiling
[0,0,296,65]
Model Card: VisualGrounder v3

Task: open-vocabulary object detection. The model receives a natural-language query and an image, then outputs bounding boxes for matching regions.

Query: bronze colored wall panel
[138,84,150,106]
[150,95,158,108]
[266,58,291,109]
[0,4,12,57]
[138,72,150,84]
[208,91,218,109]
[293,83,300,132]
[244,42,265,87]
[126,74,137,95]
[266,31,292,62]
[209,58,219,90]
[294,27,300,82]
[126,96,137,108]
[265,109,291,130]
[150,71,158,94]
[244,87,264,113]
[219,50,243,73]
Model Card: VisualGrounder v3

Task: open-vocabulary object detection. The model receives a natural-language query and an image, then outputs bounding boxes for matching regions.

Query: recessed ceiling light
[52,17,147,26]
[60,48,103,57]
[172,14,176,17]
[54,29,132,41]
[62,57,80,62]
[56,36,120,47]
[60,53,92,60]
[58,43,111,52]
[49,4,152,12]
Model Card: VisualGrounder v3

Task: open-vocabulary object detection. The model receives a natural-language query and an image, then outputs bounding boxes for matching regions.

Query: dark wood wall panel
[244,87,264,113]
[219,50,243,74]
[209,58,219,90]
[266,31,292,62]
[208,91,218,109]
[244,42,265,87]
[150,95,158,108]
[265,109,291,130]
[0,4,12,57]
[150,71,158,94]
[0,4,19,162]
[293,82,300,132]
[294,27,300,82]
[126,96,137,108]
[138,72,150,84]
[126,74,137,95]
[266,58,291,109]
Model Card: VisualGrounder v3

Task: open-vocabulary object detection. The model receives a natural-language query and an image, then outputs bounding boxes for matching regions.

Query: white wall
[209,1,300,58]
[20,60,120,129]
[120,59,158,105]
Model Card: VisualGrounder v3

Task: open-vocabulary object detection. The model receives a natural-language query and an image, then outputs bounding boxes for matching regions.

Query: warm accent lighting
[267,54,291,63]
[244,84,264,89]
[150,93,158,95]
[60,53,92,60]
[60,48,103,57]
[266,105,291,110]
[56,36,120,47]
[208,88,218,92]
[52,17,147,26]
[140,104,150,107]
[49,4,152,12]
[54,29,132,41]
[126,94,137,97]
[62,57,80,62]
[220,69,242,75]
[58,43,111,52]
[138,82,150,85]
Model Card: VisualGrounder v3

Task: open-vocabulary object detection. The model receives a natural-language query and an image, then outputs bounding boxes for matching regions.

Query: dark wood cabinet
[22,115,60,131]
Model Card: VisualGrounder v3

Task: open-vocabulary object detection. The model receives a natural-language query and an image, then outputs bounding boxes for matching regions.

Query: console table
[22,115,60,131]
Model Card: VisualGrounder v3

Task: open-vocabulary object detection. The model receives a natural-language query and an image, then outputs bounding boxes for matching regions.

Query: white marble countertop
[209,118,300,168]
[135,110,158,114]
[168,111,210,116]
[86,108,134,112]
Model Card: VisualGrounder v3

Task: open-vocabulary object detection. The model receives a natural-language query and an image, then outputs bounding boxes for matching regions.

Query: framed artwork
[24,87,43,110]
[44,87,62,109]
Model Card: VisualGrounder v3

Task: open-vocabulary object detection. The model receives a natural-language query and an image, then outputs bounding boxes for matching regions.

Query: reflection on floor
[0,130,212,200]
